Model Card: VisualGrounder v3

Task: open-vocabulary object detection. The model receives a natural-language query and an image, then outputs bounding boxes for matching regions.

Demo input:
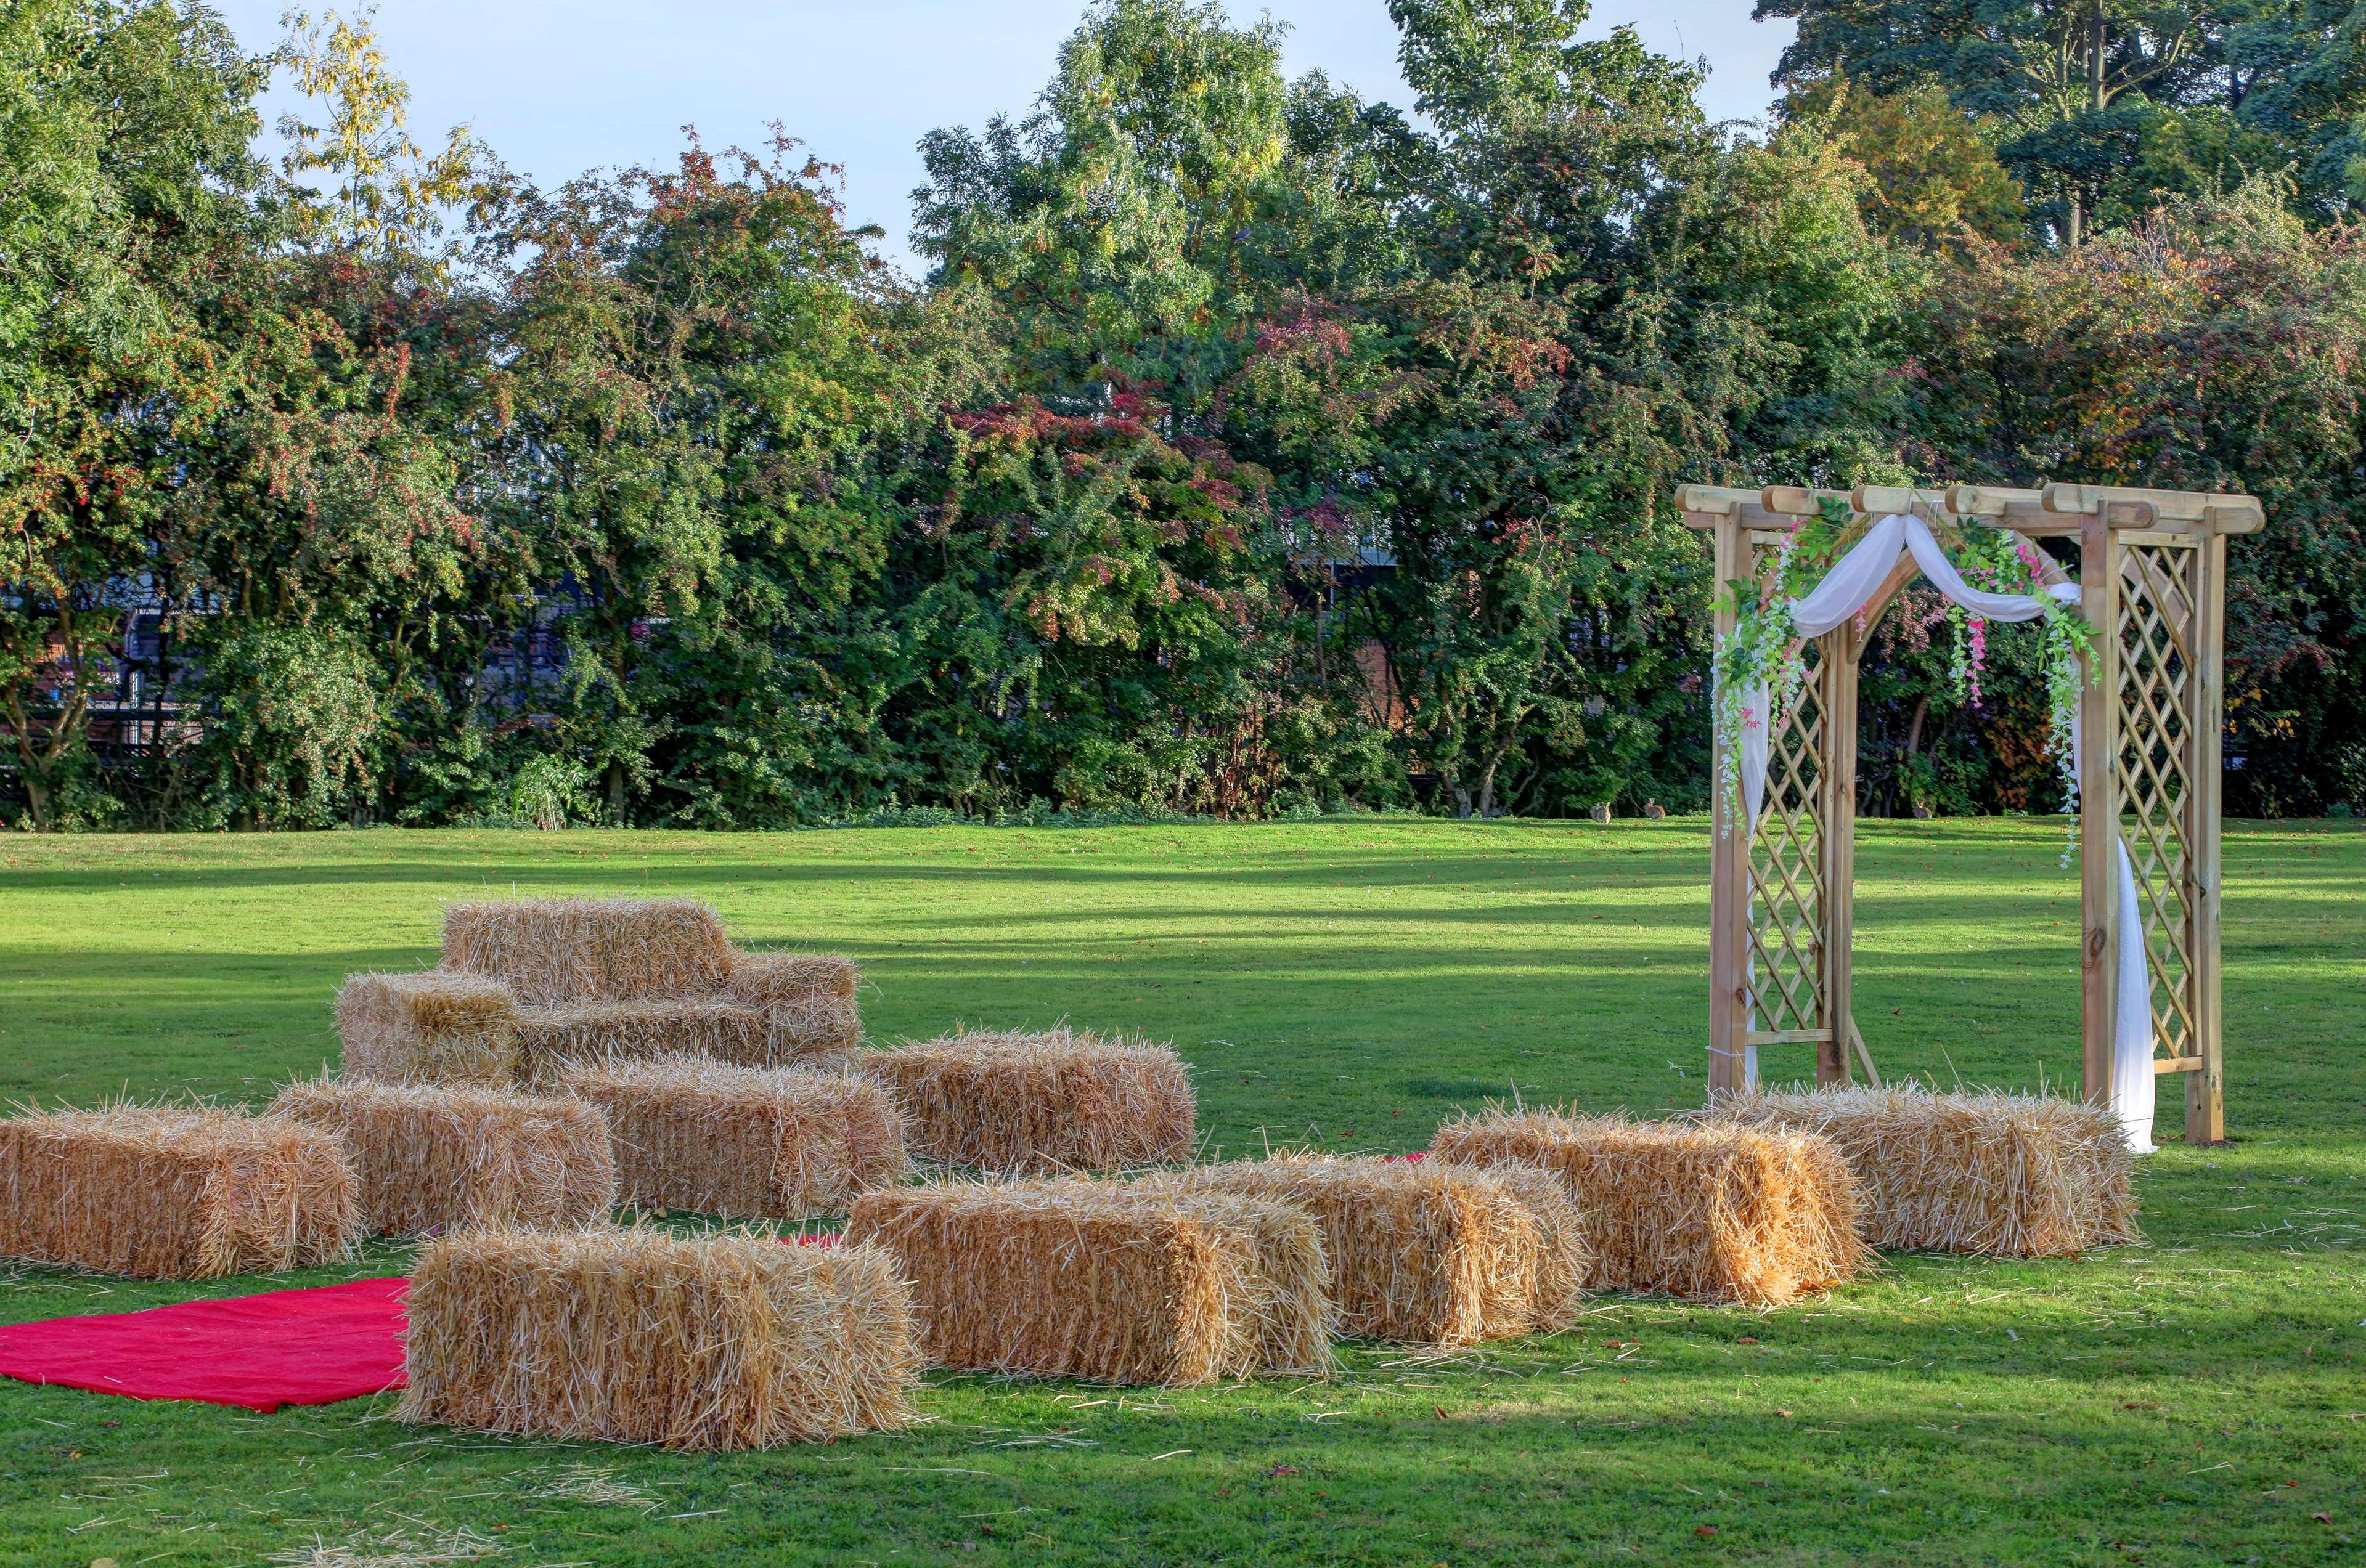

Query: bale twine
[399,1224,921,1449]
[1151,1155,1589,1346]
[1432,1109,1873,1306]
[1694,1083,2142,1256]
[864,1026,1195,1172]
[335,971,520,1086]
[564,1055,910,1220]
[266,1074,616,1235]
[0,1104,360,1278]
[846,1179,1276,1386]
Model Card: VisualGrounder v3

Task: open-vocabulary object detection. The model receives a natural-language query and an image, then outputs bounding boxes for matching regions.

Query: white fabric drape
[1737,514,2081,826]
[1724,513,2156,1152]
[2113,839,2158,1153]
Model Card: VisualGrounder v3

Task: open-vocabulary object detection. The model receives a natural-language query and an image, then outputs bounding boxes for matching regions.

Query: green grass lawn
[1,817,2361,1567]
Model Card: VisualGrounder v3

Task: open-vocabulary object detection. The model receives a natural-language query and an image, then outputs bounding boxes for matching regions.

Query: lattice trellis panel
[2117,541,2203,1066]
[1747,641,1827,1035]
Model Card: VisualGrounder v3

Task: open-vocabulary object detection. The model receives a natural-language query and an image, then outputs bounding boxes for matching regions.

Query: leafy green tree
[0,0,269,826]
[1906,178,2366,813]
[1759,0,2366,242]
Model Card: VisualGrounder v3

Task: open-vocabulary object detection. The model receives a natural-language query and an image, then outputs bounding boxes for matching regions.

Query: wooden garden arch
[1677,481,2264,1145]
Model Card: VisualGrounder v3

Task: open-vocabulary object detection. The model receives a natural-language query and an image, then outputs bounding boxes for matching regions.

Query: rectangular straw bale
[1695,1084,2140,1256]
[399,1225,920,1449]
[0,1105,359,1278]
[844,1180,1265,1385]
[865,1026,1196,1172]
[266,1075,616,1236]
[1152,1155,1588,1346]
[335,970,520,1085]
[563,1057,909,1220]
[1043,1176,1336,1376]
[1432,1110,1873,1306]
[512,998,774,1086]
[441,897,734,1005]
[727,951,860,1005]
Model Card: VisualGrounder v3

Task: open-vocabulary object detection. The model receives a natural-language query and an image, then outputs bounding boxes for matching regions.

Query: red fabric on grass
[0,1233,844,1412]
[0,1277,409,1413]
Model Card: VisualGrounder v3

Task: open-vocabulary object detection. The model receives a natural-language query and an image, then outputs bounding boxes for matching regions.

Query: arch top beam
[1679,481,2263,538]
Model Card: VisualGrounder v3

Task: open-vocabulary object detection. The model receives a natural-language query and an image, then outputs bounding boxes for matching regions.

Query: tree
[1905,179,2366,813]
[0,0,269,826]
[1758,0,2366,242]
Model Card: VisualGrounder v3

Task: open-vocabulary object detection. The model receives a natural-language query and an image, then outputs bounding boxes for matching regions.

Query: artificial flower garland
[1712,498,2096,858]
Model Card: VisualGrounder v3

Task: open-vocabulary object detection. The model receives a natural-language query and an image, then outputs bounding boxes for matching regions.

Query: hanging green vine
[1711,500,2096,852]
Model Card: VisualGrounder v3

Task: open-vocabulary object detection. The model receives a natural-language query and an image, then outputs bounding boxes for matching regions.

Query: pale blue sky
[209,0,1793,276]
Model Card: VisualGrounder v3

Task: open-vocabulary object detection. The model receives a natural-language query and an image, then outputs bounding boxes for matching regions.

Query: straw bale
[727,950,860,1005]
[399,1225,920,1449]
[335,970,520,1086]
[1034,1176,1335,1375]
[1432,1110,1873,1306]
[511,999,764,1082]
[757,991,862,1054]
[1151,1155,1588,1346]
[0,1104,359,1278]
[563,1057,909,1220]
[265,1075,615,1236]
[1694,1083,2140,1256]
[441,897,734,1005]
[527,994,868,1083]
[865,1026,1195,1172]
[845,1179,1273,1385]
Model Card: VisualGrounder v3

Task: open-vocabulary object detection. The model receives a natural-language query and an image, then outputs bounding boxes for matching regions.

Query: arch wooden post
[1679,480,2257,1142]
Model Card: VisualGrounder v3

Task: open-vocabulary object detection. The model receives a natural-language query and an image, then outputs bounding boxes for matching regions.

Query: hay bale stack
[867,1026,1195,1172]
[1151,1155,1588,1346]
[0,1105,359,1278]
[441,896,736,1005]
[399,1225,921,1448]
[846,1180,1289,1384]
[336,971,520,1085]
[728,950,860,1005]
[1431,1110,1872,1306]
[563,1057,909,1219]
[265,1076,616,1236]
[343,900,862,1091]
[1694,1084,2141,1256]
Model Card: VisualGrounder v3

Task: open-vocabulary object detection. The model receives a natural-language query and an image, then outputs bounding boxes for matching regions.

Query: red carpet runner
[0,1278,410,1412]
[0,1232,842,1412]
